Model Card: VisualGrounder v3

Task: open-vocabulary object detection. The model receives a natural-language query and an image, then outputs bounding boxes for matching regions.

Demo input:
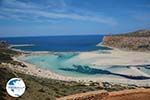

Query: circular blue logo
[6,78,26,97]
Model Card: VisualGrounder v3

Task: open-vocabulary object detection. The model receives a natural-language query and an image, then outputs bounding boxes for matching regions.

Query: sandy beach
[69,49,150,66]
[5,47,149,86]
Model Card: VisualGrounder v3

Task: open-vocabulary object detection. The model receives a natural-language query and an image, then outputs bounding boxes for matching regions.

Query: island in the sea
[0,29,150,100]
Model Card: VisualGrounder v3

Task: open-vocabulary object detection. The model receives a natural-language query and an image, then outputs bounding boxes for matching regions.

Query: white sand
[68,49,150,66]
[8,49,150,86]
[65,49,150,77]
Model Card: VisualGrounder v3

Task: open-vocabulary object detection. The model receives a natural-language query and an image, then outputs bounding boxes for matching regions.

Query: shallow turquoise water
[139,67,150,75]
[19,53,91,77]
[19,52,150,79]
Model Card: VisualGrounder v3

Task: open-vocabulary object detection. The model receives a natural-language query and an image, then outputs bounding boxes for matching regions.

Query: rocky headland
[102,30,150,51]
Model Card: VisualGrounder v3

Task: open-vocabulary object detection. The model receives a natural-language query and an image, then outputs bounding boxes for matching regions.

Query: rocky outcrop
[0,41,9,48]
[102,30,150,51]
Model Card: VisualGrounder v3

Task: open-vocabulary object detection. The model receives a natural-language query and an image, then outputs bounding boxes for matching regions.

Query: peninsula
[102,30,150,51]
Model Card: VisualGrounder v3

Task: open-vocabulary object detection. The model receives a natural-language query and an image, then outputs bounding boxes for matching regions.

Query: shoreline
[9,53,150,86]
[10,44,35,47]
[6,45,150,86]
[12,56,76,82]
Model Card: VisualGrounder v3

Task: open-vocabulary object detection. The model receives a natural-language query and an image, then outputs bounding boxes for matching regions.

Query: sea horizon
[0,35,111,52]
[0,34,105,38]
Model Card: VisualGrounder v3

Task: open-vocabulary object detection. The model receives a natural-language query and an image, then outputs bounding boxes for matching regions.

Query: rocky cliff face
[102,30,150,51]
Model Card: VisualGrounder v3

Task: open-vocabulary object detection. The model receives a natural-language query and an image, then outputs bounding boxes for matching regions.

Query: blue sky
[0,0,150,37]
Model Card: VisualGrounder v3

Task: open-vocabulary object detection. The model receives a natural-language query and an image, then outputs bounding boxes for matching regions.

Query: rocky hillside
[102,30,150,51]
[115,30,150,37]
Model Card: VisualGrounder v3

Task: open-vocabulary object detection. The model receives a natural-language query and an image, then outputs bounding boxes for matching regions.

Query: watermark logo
[6,78,26,97]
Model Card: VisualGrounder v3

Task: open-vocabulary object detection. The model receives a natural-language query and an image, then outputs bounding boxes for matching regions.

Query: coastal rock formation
[102,30,150,51]
[0,41,9,48]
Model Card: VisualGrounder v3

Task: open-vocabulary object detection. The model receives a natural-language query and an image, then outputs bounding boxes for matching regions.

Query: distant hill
[115,30,150,37]
[102,30,150,51]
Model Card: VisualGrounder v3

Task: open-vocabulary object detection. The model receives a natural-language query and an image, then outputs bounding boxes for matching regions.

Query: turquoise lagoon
[18,52,150,80]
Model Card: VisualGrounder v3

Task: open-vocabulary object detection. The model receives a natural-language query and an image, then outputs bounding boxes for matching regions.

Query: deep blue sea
[0,35,110,52]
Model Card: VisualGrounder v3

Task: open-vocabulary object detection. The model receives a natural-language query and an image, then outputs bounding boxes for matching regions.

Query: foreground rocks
[0,41,9,48]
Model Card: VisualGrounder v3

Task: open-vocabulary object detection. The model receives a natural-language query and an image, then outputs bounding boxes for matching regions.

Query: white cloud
[0,0,117,25]
[1,0,38,9]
